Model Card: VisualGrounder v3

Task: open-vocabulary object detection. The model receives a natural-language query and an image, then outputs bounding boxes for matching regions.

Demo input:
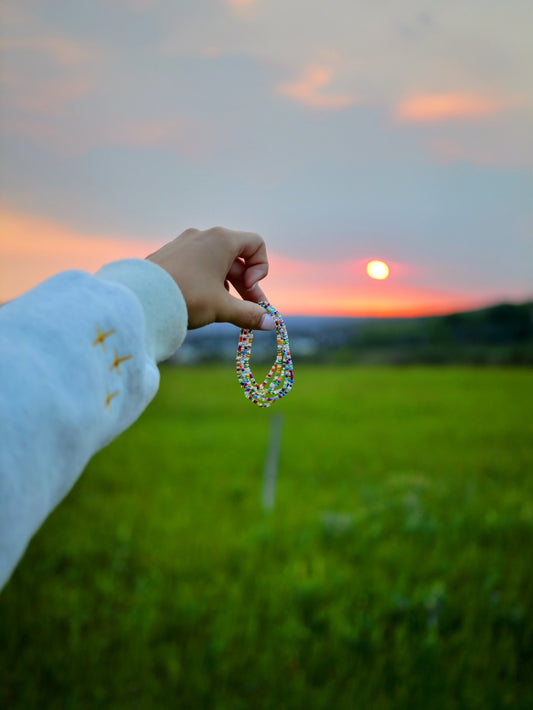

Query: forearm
[0,259,187,589]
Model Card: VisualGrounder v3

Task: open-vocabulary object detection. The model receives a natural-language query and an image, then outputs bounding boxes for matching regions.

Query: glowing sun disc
[366,260,390,280]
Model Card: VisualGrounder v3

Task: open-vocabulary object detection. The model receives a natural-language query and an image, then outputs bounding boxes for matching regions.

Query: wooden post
[262,414,283,511]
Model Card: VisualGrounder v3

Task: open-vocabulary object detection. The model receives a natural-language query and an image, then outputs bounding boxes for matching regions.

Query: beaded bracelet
[236,301,294,407]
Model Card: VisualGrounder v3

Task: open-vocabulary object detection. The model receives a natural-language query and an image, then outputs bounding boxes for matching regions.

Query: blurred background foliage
[342,302,533,365]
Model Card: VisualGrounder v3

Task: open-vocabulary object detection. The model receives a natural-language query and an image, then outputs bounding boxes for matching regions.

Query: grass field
[1,365,532,709]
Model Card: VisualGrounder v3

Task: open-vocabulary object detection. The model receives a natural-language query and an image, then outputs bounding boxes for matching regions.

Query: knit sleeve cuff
[96,258,188,362]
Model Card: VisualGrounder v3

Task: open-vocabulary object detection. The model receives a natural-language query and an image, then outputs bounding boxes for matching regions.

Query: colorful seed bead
[236,301,294,408]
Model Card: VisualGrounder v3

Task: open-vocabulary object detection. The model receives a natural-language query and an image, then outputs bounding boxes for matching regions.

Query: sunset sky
[1,0,532,316]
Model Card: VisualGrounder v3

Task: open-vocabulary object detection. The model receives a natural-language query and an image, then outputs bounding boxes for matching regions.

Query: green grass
[1,366,533,709]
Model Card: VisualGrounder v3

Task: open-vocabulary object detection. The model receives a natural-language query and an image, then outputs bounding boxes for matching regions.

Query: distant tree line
[332,302,533,366]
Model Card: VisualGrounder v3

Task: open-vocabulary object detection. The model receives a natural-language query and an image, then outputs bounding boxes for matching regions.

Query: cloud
[225,0,255,7]
[0,34,99,116]
[277,65,357,110]
[223,0,257,20]
[120,0,162,10]
[106,118,217,159]
[105,117,220,161]
[395,92,507,122]
[3,76,94,115]
[0,36,93,65]
[405,108,533,168]
[1,112,218,160]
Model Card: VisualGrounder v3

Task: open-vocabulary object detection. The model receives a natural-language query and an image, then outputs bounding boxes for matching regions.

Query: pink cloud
[0,35,99,116]
[395,92,507,123]
[1,113,218,160]
[4,76,94,115]
[225,0,255,7]
[277,65,356,110]
[223,0,257,19]
[0,36,93,65]
[106,117,220,160]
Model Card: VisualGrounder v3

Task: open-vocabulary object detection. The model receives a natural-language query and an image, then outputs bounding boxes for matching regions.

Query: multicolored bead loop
[236,301,294,408]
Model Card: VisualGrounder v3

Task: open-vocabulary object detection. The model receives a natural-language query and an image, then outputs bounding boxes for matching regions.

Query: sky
[1,0,532,316]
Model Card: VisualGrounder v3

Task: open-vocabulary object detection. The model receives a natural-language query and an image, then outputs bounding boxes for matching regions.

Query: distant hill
[170,302,533,366]
[341,301,533,365]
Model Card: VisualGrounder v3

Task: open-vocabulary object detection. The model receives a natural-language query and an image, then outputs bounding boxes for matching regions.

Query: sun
[366,260,390,280]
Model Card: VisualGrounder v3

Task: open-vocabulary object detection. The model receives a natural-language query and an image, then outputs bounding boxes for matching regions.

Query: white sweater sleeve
[0,259,188,589]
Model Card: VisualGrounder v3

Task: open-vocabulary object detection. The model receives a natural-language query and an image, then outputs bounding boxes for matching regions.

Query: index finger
[232,230,269,290]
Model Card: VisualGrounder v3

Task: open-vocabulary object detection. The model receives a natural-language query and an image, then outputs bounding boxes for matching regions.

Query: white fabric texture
[0,259,187,589]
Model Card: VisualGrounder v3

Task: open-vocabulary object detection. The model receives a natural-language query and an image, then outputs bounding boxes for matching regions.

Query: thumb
[219,292,276,330]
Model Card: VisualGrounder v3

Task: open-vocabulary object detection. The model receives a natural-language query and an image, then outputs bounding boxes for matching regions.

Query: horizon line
[282,297,533,320]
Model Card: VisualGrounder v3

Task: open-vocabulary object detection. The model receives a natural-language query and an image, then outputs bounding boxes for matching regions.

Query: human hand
[146,227,275,330]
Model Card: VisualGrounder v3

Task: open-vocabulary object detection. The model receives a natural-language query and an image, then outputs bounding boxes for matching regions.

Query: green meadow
[1,365,532,709]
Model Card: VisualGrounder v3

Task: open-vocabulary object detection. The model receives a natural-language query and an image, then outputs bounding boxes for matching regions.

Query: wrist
[96,259,188,362]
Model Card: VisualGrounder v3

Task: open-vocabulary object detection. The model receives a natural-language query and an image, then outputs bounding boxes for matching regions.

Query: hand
[146,227,275,330]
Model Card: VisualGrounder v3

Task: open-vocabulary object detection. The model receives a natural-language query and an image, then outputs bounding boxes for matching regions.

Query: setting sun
[366,260,390,280]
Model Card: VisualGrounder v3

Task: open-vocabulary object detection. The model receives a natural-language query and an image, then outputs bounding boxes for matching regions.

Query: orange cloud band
[396,92,507,123]
[1,207,504,317]
[0,207,155,301]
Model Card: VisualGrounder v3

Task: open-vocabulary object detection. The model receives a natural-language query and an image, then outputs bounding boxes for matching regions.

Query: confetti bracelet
[236,301,294,407]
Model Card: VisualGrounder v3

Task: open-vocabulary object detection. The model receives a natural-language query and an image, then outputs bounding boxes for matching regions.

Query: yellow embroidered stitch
[110,350,133,375]
[93,325,115,350]
[105,390,119,410]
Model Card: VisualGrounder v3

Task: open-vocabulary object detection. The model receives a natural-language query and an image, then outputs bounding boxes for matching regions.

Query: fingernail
[259,314,276,331]
[248,282,258,291]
